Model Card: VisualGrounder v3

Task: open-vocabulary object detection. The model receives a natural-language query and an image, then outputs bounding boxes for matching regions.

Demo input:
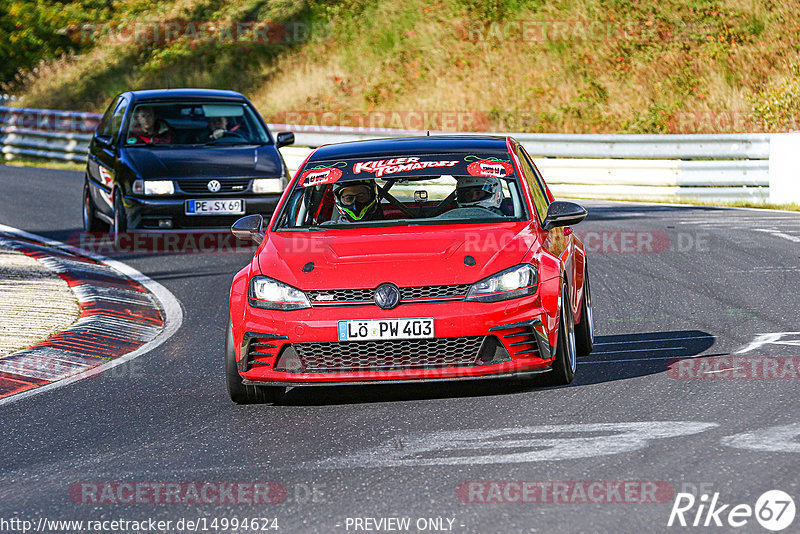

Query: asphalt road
[1,163,800,533]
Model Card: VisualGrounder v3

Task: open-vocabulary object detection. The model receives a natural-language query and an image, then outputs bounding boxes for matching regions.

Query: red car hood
[257,223,537,289]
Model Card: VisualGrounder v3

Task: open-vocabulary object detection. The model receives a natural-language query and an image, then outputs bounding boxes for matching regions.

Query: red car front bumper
[233,294,558,386]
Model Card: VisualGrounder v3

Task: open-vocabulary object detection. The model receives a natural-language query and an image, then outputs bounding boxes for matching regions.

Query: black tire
[543,284,577,386]
[112,190,127,249]
[83,181,109,232]
[225,322,285,404]
[574,265,594,356]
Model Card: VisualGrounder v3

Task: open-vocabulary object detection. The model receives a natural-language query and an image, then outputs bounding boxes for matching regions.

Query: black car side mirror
[541,201,588,231]
[276,131,295,148]
[231,214,264,244]
[95,134,113,149]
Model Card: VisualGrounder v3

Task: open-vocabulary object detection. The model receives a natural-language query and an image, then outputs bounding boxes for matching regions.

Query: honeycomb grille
[306,285,470,306]
[307,288,373,303]
[292,336,485,373]
[177,178,251,194]
[402,285,471,300]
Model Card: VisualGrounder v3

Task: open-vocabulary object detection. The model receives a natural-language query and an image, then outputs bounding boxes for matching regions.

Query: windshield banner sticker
[465,155,513,178]
[353,157,458,178]
[300,163,347,187]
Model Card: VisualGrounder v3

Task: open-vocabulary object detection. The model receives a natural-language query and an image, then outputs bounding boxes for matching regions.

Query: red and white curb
[0,223,182,406]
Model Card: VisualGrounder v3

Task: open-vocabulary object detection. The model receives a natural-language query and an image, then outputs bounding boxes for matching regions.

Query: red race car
[226,136,593,403]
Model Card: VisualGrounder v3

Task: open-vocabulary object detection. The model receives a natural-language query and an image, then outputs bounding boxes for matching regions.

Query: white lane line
[308,422,719,467]
[722,423,800,453]
[735,332,800,354]
[0,224,183,408]
[594,335,713,346]
[754,228,800,243]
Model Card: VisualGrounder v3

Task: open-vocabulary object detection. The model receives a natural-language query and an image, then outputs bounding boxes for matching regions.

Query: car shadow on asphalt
[574,329,717,386]
[277,329,717,406]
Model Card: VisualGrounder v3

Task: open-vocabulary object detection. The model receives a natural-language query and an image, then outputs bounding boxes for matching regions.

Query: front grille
[292,336,485,373]
[307,285,471,306]
[307,288,373,304]
[499,328,541,357]
[238,332,288,372]
[402,285,471,299]
[247,339,277,366]
[177,178,251,194]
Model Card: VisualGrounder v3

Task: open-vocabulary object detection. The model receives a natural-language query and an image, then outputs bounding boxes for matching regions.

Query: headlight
[133,179,174,195]
[466,264,538,302]
[252,178,284,194]
[248,276,310,310]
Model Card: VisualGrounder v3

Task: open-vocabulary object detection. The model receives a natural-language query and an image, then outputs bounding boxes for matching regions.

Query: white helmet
[456,176,503,210]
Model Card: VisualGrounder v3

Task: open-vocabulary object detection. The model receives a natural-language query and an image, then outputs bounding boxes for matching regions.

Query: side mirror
[541,201,588,231]
[275,131,294,148]
[231,214,264,244]
[95,134,113,149]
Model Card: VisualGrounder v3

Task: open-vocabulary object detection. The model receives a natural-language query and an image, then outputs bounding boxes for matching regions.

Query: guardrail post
[769,133,800,205]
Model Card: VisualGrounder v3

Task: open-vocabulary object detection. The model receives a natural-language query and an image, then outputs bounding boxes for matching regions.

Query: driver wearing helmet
[331,180,383,222]
[456,176,504,214]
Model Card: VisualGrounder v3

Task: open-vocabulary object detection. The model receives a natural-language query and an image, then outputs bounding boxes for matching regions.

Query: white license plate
[185,199,244,215]
[338,318,434,341]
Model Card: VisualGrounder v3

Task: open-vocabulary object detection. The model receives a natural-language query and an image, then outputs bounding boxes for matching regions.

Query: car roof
[307,135,511,162]
[124,88,247,102]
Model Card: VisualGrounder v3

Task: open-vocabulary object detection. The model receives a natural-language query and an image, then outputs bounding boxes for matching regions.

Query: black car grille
[292,336,485,373]
[177,178,251,194]
[306,285,471,306]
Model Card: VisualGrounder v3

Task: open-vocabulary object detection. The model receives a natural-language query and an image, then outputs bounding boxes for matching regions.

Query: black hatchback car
[83,89,294,243]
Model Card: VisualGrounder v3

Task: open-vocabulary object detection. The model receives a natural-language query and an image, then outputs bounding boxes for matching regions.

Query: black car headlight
[466,264,538,303]
[132,179,174,195]
[248,276,311,310]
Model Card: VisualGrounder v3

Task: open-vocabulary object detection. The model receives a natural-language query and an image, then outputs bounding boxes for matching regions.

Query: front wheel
[543,284,577,386]
[83,181,109,232]
[225,322,285,404]
[574,265,594,356]
[112,191,127,249]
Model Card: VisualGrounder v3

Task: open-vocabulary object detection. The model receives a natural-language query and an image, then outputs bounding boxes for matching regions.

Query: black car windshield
[123,101,271,147]
[274,153,529,229]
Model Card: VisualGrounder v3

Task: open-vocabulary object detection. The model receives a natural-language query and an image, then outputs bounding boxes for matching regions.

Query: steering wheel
[218,131,247,140]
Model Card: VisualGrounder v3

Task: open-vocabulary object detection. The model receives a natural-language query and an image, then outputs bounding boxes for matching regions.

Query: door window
[516,147,550,224]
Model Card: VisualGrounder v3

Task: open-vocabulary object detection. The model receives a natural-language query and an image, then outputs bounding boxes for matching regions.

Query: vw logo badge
[207,180,222,193]
[374,283,400,310]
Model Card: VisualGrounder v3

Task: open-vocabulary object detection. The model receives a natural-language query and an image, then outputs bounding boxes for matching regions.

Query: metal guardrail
[1,105,793,204]
[269,124,772,160]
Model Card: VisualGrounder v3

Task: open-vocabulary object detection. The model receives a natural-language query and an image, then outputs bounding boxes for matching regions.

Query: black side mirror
[95,134,113,149]
[541,201,588,231]
[231,214,264,244]
[276,131,294,148]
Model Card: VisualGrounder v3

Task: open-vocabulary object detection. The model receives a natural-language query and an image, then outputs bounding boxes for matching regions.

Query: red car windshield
[274,154,529,229]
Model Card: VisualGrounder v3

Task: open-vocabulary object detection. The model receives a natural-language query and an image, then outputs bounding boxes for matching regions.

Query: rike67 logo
[668,490,796,531]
